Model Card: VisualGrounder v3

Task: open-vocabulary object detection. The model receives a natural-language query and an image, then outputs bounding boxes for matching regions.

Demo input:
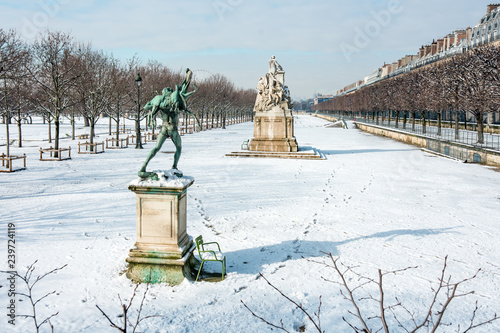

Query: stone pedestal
[249,106,298,152]
[126,173,196,285]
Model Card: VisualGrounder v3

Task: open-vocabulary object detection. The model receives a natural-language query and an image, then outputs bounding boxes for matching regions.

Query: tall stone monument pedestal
[249,107,298,152]
[126,171,197,285]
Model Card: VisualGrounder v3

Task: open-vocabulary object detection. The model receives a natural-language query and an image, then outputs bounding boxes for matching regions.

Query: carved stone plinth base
[226,149,324,160]
[248,138,298,152]
[249,111,298,152]
[126,173,196,285]
[126,243,197,284]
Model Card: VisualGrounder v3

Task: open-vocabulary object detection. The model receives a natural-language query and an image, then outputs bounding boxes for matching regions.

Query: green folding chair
[195,235,226,282]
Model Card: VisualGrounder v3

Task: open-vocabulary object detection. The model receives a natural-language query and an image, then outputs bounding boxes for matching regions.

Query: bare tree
[29,30,80,156]
[459,46,500,144]
[105,57,130,143]
[73,44,112,149]
[0,29,27,160]
[10,70,33,147]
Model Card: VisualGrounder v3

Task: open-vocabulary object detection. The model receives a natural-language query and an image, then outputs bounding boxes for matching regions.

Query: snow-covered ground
[1,115,499,332]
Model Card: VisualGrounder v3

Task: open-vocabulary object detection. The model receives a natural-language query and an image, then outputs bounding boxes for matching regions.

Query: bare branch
[240,300,291,332]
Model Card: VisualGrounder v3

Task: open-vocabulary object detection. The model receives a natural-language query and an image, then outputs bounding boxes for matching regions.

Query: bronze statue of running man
[139,68,200,179]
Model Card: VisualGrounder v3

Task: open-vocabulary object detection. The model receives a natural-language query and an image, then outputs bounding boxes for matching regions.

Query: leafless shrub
[95,277,159,333]
[241,272,324,332]
[243,254,499,332]
[1,260,67,333]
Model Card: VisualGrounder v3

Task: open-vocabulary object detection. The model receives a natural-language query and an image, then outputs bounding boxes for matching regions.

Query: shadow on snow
[225,227,457,275]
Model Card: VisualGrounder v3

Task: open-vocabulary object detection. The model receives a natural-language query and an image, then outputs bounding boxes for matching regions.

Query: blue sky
[0,0,493,99]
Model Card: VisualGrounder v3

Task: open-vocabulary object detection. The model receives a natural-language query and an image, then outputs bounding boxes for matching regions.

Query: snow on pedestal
[126,170,197,285]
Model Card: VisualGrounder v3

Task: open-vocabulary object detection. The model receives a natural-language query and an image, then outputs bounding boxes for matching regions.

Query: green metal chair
[195,235,226,282]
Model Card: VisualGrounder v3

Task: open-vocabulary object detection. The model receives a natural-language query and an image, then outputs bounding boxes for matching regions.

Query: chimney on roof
[487,4,500,15]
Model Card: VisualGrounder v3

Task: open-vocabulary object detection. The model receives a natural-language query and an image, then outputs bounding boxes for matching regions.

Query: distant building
[314,94,334,105]
[322,4,500,105]
[364,68,383,85]
[470,4,500,47]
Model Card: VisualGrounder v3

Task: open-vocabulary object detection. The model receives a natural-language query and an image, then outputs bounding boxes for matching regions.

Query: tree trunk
[54,117,60,158]
[115,113,120,144]
[403,111,407,129]
[422,111,427,134]
[411,111,416,131]
[108,115,112,135]
[3,80,10,161]
[395,111,399,128]
[84,115,90,127]
[90,121,95,152]
[116,104,121,142]
[437,110,442,136]
[48,116,52,143]
[454,108,460,140]
[17,108,22,148]
[4,114,9,160]
[475,112,484,144]
[71,112,75,140]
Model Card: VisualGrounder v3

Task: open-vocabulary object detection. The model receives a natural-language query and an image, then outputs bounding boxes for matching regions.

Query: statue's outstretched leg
[138,127,168,178]
[170,129,182,174]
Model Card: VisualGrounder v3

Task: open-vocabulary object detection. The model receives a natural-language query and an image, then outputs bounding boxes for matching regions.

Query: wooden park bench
[106,137,128,149]
[0,153,26,173]
[78,141,104,154]
[78,133,89,140]
[39,147,71,161]
[194,235,226,282]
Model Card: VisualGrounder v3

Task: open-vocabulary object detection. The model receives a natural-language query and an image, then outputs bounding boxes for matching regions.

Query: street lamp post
[135,73,143,149]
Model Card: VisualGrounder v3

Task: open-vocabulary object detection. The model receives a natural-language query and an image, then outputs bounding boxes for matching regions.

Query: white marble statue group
[255,56,292,112]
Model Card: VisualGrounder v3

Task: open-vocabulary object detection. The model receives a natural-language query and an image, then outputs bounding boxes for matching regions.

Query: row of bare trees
[315,44,500,144]
[1,29,255,156]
